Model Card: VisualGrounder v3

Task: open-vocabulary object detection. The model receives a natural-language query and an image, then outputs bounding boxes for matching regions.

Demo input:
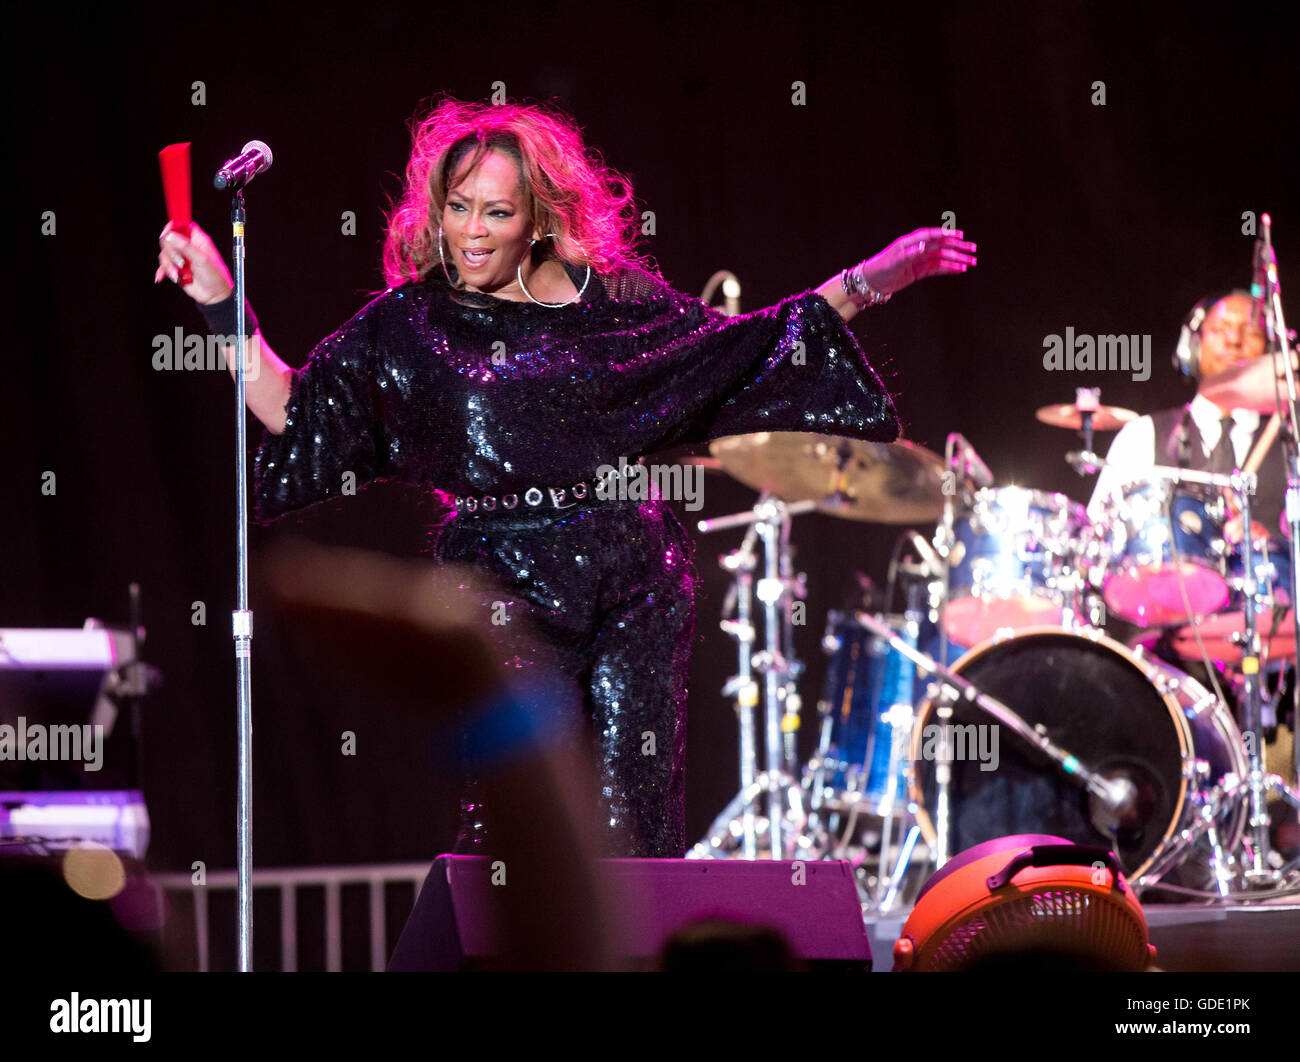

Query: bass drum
[907,628,1246,883]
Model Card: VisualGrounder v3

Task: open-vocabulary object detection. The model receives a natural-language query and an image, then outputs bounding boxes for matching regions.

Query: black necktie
[1208,414,1236,473]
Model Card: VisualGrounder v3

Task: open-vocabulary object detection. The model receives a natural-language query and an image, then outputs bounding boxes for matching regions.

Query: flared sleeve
[683,293,899,446]
[252,294,399,523]
[601,267,901,451]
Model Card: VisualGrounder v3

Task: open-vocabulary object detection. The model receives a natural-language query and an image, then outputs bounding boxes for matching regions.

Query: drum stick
[1243,413,1281,477]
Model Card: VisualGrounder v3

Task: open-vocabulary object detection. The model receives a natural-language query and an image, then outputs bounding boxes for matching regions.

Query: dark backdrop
[5,1,1297,874]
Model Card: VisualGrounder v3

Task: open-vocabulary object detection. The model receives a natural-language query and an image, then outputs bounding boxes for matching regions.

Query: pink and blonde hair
[382,97,649,287]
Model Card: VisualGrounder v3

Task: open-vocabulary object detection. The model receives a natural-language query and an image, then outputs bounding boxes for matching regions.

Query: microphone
[1252,227,1269,335]
[722,275,741,317]
[699,270,742,316]
[214,141,273,190]
[947,432,994,488]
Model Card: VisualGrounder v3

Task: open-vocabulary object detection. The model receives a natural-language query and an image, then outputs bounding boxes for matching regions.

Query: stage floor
[865,902,1300,972]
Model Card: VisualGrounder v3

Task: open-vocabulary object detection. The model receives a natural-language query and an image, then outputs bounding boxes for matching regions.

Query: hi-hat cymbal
[708,432,948,523]
[1035,403,1138,432]
[1198,352,1300,413]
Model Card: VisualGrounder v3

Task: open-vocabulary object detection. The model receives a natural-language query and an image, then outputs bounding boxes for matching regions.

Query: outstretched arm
[815,227,977,322]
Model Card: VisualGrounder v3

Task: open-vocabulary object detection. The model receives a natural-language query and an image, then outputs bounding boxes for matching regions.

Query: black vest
[1149,404,1287,538]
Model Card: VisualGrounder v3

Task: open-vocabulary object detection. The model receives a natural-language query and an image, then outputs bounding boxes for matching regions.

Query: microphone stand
[229,189,255,971]
[1259,217,1300,870]
[930,432,987,868]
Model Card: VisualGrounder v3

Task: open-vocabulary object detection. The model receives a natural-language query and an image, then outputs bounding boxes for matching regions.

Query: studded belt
[451,476,605,515]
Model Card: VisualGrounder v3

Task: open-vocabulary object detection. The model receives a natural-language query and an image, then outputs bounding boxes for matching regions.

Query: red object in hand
[158,142,194,285]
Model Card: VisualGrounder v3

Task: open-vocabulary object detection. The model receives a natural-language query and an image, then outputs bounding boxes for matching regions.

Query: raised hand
[859,226,977,296]
[154,221,234,306]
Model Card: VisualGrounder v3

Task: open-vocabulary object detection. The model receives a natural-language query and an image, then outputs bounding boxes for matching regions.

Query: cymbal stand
[930,433,988,869]
[776,512,807,775]
[692,495,812,860]
[1227,471,1274,885]
[718,518,760,858]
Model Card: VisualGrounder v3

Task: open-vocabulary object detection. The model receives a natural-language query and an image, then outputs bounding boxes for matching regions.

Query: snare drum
[1100,480,1230,626]
[943,487,1088,648]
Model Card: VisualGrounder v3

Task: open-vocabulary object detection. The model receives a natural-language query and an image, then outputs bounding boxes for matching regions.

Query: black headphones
[1172,289,1255,380]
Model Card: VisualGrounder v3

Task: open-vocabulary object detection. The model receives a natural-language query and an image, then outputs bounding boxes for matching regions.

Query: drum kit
[687,380,1300,909]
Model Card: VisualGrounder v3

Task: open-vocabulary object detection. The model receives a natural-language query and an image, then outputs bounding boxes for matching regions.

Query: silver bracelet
[841,265,892,308]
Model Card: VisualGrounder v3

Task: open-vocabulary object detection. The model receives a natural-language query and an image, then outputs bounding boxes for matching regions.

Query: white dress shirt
[1087,393,1260,521]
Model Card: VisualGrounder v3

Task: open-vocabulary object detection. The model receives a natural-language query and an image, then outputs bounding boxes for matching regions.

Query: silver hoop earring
[436,225,462,289]
[517,233,591,308]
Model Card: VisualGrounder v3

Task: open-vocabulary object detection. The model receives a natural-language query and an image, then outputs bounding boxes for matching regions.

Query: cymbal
[1198,352,1300,413]
[1035,402,1138,432]
[708,432,948,523]
[677,455,725,471]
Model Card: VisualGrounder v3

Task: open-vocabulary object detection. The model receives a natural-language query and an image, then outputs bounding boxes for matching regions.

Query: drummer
[1085,291,1300,863]
[1087,290,1280,537]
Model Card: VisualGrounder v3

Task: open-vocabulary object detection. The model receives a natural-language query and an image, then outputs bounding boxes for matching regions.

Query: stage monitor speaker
[388,856,871,971]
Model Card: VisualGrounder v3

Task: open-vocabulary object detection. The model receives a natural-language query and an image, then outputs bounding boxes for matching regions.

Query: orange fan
[893,835,1156,972]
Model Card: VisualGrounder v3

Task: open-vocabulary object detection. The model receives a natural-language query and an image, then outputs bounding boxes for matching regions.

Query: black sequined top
[252,264,900,519]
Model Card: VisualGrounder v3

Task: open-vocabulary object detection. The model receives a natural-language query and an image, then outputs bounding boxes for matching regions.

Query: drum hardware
[1085,451,1300,895]
[849,614,1157,897]
[932,434,1099,650]
[1036,387,1138,458]
[803,572,935,905]
[693,430,951,862]
[854,615,1141,813]
[1149,464,1300,891]
[1047,389,1137,492]
[941,485,1091,647]
[1166,544,1295,665]
[799,536,957,907]
[1133,764,1300,901]
[1036,387,1139,430]
[687,369,1300,900]
[1084,449,1239,706]
[907,626,1250,893]
[1258,213,1300,871]
[1098,477,1233,627]
[805,608,920,821]
[691,492,811,860]
[930,432,996,866]
[1133,765,1250,899]
[692,771,816,861]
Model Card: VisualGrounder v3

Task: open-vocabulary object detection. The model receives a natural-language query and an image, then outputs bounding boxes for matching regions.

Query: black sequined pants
[432,498,695,857]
